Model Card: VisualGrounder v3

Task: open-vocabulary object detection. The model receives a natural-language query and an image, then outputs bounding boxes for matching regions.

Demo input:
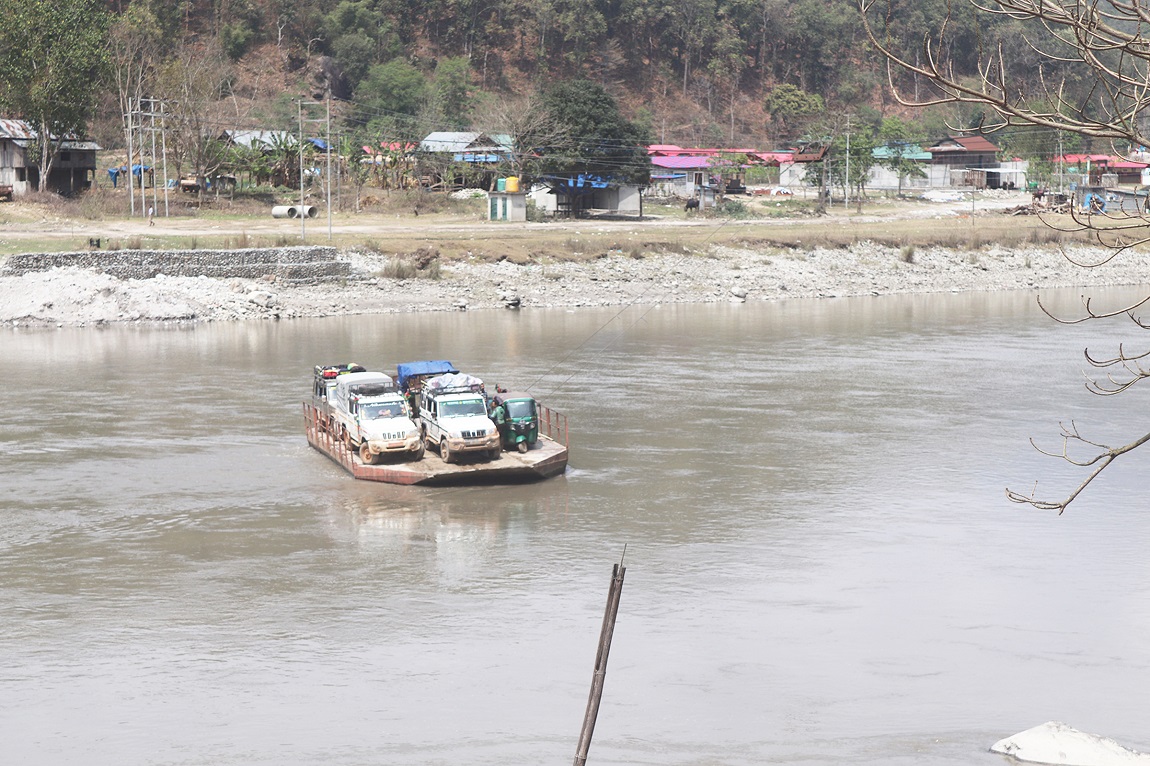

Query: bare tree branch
[1007,424,1150,512]
[861,0,1150,512]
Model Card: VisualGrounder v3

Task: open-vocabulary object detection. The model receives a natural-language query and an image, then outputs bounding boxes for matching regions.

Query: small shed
[488,191,527,221]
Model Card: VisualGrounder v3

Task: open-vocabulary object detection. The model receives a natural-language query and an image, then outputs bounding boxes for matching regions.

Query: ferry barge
[303,362,569,486]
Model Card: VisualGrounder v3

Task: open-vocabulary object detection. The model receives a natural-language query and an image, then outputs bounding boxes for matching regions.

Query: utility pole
[299,99,306,242]
[125,97,136,216]
[844,116,851,211]
[148,97,159,220]
[299,99,327,243]
[159,100,170,218]
[1058,132,1065,194]
[326,92,332,241]
[137,97,148,219]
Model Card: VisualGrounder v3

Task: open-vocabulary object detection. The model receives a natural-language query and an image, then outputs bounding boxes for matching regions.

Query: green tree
[669,0,717,94]
[550,0,608,66]
[433,56,473,128]
[706,21,751,141]
[353,59,427,137]
[538,79,651,185]
[764,84,824,142]
[876,116,926,196]
[333,31,379,89]
[325,0,400,91]
[0,0,110,193]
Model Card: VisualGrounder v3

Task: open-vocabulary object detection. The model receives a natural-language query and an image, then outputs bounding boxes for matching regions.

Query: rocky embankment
[1,240,1148,327]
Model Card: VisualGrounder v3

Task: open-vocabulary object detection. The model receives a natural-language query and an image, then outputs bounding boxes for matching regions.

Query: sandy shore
[2,190,1149,326]
[2,236,1148,327]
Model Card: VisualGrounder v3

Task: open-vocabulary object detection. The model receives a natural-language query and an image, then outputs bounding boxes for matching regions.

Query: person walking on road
[147,206,155,226]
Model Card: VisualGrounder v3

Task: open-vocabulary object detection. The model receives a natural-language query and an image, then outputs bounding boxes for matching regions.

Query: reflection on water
[3,287,1150,765]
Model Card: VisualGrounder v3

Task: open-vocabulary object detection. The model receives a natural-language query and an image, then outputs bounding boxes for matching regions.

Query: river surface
[3,288,1150,766]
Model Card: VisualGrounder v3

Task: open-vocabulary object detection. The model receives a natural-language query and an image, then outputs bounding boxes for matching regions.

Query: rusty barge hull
[303,402,568,486]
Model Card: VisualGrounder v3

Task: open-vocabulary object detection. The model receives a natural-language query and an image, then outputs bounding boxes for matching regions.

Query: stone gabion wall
[1,246,351,282]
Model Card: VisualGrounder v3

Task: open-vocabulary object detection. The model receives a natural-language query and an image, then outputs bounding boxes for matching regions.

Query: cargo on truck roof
[396,360,458,390]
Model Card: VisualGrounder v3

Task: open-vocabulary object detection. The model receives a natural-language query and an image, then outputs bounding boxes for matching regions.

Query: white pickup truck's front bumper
[367,434,422,454]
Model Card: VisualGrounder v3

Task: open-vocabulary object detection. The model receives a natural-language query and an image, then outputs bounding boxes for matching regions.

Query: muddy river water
[3,288,1150,766]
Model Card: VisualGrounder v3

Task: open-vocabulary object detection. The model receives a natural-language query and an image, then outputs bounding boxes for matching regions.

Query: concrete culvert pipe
[271,205,298,219]
[298,205,318,218]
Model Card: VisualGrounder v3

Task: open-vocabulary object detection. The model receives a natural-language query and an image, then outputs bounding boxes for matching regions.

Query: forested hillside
[1,0,1095,189]
[87,0,1030,145]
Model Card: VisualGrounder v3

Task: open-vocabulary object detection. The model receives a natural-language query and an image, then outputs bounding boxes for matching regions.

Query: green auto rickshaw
[491,391,539,453]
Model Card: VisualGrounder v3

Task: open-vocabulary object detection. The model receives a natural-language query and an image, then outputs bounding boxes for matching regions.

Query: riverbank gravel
[1,239,1148,327]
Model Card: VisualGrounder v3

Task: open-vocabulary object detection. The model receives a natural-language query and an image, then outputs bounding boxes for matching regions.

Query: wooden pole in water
[573,553,627,766]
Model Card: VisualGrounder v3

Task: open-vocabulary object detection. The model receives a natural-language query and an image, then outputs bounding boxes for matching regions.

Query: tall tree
[764,83,824,143]
[432,56,473,129]
[352,58,428,138]
[473,93,567,184]
[110,3,164,157]
[538,79,651,184]
[876,116,926,196]
[0,0,110,193]
[157,42,234,198]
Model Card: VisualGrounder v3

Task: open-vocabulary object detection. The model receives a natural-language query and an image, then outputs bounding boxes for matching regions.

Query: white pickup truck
[419,374,500,463]
[329,371,424,464]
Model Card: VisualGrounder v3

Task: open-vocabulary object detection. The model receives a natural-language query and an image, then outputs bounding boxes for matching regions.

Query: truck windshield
[505,400,537,419]
[440,399,486,417]
[361,402,403,419]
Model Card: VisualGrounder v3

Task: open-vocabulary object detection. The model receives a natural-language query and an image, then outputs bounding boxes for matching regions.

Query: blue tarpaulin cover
[396,360,458,389]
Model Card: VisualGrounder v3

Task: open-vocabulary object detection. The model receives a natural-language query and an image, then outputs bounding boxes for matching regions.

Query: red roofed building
[1055,153,1148,184]
[926,135,999,168]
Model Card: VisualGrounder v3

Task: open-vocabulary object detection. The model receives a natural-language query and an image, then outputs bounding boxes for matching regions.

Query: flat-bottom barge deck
[303,402,568,485]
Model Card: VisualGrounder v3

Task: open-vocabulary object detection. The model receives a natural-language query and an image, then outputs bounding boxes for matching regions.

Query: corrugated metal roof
[648,145,757,157]
[1056,153,1142,167]
[0,117,101,149]
[221,129,296,149]
[872,144,932,161]
[928,135,999,153]
[751,151,793,164]
[419,131,512,153]
[0,118,36,139]
[12,138,100,151]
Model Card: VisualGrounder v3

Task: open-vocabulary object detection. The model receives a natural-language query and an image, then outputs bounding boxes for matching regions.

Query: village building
[647,145,781,200]
[867,143,933,191]
[1056,153,1147,186]
[649,155,718,202]
[0,118,100,197]
[778,144,826,188]
[219,129,296,151]
[417,131,513,190]
[527,174,643,217]
[924,135,1002,187]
